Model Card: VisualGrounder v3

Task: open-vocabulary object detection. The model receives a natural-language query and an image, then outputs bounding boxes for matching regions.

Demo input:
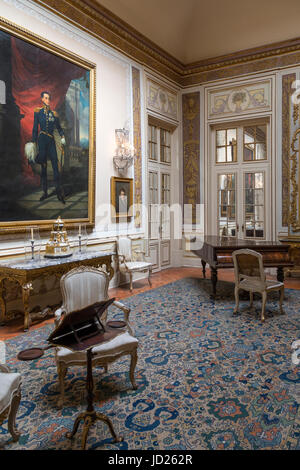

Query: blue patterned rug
[1,277,299,450]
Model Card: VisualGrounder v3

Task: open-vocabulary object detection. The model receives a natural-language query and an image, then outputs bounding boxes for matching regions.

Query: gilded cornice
[183,37,300,75]
[32,0,184,85]
[31,0,300,87]
[183,50,300,87]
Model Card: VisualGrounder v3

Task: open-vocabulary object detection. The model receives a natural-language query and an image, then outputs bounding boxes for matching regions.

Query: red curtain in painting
[11,37,86,184]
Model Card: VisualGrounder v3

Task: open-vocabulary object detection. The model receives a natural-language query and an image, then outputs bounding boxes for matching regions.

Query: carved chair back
[60,266,110,314]
[232,249,266,285]
[117,237,132,263]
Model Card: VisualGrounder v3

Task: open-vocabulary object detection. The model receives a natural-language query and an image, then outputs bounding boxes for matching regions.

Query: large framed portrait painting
[0,19,96,229]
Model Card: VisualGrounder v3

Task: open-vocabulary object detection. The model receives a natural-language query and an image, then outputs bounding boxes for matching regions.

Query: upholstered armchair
[232,249,284,322]
[117,237,153,291]
[54,266,138,407]
[0,364,21,442]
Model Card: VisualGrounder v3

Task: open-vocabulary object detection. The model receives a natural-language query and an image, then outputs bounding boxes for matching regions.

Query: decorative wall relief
[289,98,300,236]
[208,80,271,119]
[132,67,142,228]
[182,92,200,224]
[146,78,178,121]
[282,73,296,227]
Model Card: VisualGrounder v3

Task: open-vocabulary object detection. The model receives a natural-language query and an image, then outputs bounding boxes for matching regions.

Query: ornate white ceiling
[96,0,300,63]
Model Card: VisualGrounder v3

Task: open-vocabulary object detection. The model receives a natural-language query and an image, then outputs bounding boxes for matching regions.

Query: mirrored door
[211,120,271,240]
[148,124,172,269]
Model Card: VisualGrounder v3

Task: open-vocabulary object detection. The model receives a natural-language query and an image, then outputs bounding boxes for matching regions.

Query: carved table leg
[21,282,33,331]
[129,349,138,390]
[279,286,285,315]
[201,260,206,278]
[97,260,114,280]
[129,273,133,292]
[148,267,152,287]
[104,259,114,280]
[277,267,285,301]
[0,278,6,325]
[277,267,284,283]
[211,268,218,297]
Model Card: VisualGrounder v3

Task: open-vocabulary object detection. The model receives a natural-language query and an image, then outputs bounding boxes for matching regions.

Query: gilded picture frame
[111,177,133,219]
[0,18,96,232]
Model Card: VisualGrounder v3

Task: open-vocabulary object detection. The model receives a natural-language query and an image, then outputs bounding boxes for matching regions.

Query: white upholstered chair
[117,237,152,292]
[54,266,138,407]
[232,249,284,322]
[0,364,21,442]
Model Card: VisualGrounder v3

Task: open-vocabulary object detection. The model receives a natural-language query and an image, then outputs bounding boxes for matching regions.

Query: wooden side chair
[232,248,284,322]
[54,266,138,407]
[117,237,152,292]
[0,364,21,442]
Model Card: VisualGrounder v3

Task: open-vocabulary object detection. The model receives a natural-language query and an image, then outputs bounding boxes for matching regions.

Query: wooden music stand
[18,299,125,450]
[65,346,123,449]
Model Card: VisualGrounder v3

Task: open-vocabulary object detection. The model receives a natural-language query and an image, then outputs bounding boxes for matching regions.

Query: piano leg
[211,268,217,297]
[201,260,206,278]
[277,267,284,283]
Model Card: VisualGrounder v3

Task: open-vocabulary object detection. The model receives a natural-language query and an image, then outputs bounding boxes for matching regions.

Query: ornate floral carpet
[1,278,299,450]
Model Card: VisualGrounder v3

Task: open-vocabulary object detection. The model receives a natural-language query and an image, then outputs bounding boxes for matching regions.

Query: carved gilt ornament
[208,81,271,119]
[146,79,178,121]
[289,113,300,234]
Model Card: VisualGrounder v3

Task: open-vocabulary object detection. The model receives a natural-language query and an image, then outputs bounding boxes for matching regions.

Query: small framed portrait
[111,177,133,218]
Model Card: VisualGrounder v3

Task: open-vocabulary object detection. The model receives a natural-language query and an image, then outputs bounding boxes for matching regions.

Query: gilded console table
[0,251,114,331]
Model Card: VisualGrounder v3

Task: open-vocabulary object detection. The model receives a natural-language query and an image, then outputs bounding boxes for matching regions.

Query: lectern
[18,299,126,449]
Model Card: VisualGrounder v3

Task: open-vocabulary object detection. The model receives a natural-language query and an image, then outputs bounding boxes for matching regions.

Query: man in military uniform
[32,91,66,203]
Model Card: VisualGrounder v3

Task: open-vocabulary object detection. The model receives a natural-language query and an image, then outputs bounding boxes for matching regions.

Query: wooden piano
[192,236,294,296]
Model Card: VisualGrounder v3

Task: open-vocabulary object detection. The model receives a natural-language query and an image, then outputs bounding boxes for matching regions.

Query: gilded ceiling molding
[183,37,300,75]
[30,0,300,87]
[28,0,300,86]
[182,92,200,225]
[32,0,183,85]
[132,67,142,229]
[183,51,300,87]
[282,74,296,227]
